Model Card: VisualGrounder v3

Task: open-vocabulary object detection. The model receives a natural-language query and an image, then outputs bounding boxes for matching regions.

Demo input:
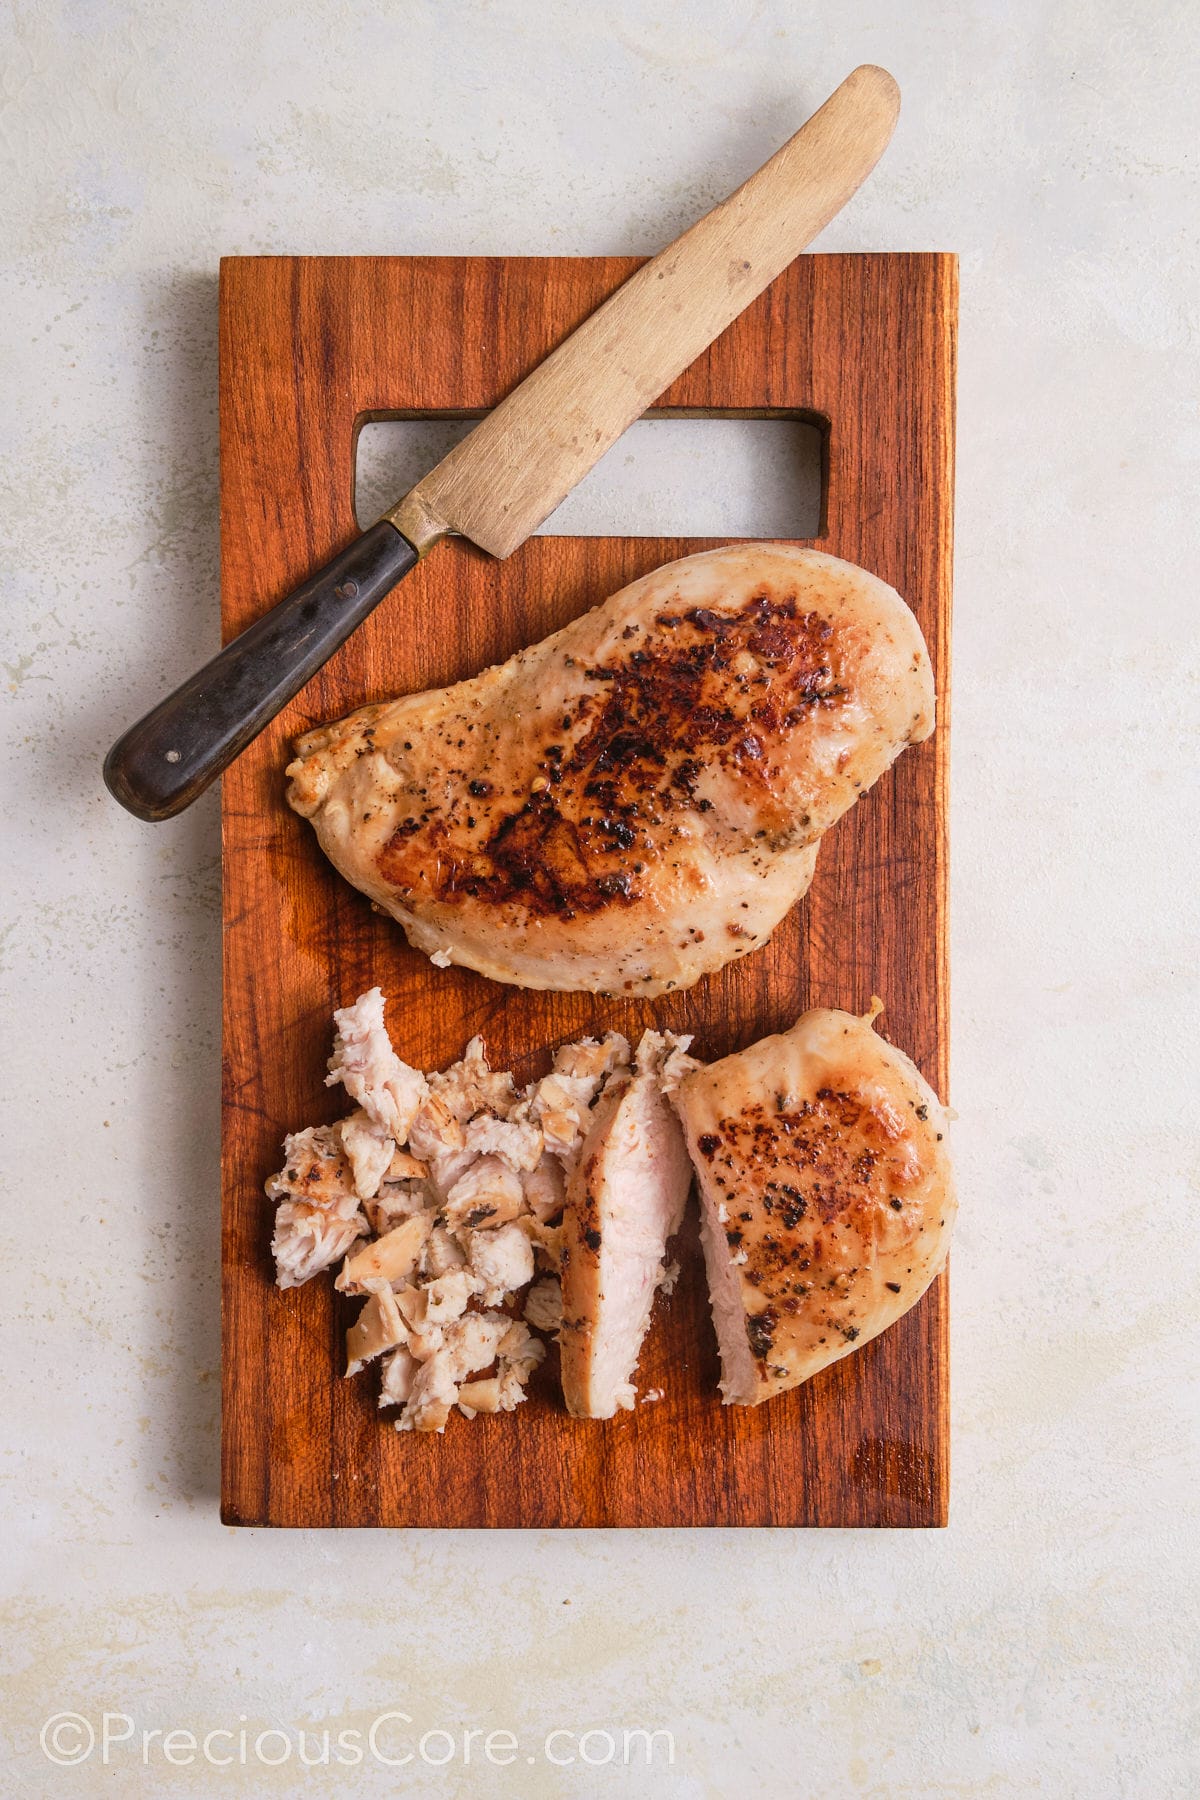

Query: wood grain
[220,251,957,1528]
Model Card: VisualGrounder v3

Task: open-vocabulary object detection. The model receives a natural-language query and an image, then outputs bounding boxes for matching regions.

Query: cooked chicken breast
[560,1031,694,1418]
[287,545,934,995]
[669,1006,955,1405]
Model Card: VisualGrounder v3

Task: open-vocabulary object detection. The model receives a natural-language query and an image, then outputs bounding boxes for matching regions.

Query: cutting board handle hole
[354,410,827,540]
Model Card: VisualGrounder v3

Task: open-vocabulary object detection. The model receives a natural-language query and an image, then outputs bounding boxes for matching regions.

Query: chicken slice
[559,1031,694,1418]
[286,545,934,995]
[669,1005,956,1405]
[266,1126,367,1288]
[325,987,428,1139]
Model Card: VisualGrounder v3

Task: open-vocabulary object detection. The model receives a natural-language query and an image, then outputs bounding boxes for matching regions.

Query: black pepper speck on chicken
[286,546,935,995]
[668,1004,955,1405]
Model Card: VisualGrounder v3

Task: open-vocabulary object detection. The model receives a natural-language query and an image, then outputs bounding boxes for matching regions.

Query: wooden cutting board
[219,252,956,1528]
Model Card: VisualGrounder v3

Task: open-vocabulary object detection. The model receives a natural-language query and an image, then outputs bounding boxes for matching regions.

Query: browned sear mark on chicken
[711,1086,915,1240]
[746,1308,779,1359]
[375,588,846,921]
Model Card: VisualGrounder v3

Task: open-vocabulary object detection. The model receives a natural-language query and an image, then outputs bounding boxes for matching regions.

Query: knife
[104,65,899,821]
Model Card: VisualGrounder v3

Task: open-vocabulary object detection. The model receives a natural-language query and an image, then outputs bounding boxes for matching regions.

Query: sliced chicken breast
[560,1031,694,1418]
[670,1006,955,1405]
[287,545,934,996]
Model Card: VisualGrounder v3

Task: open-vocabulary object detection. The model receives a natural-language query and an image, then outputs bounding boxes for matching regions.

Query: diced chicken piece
[456,1378,502,1416]
[266,1124,357,1210]
[427,1035,517,1122]
[522,1154,565,1222]
[554,1034,631,1086]
[520,1216,564,1272]
[325,988,428,1140]
[335,1212,432,1294]
[379,1345,419,1407]
[396,1352,459,1433]
[495,1320,546,1407]
[463,1110,544,1172]
[395,1268,477,1330]
[524,1276,563,1334]
[529,1083,582,1163]
[499,1318,544,1370]
[442,1156,526,1232]
[410,1039,531,1199]
[271,1200,366,1290]
[528,1033,631,1162]
[458,1323,545,1415]
[422,1224,467,1279]
[385,1148,429,1181]
[442,1308,512,1380]
[465,1220,535,1303]
[345,1284,407,1376]
[426,1269,479,1324]
[395,1309,515,1433]
[393,1285,446,1361]
[495,1365,537,1411]
[406,1091,465,1166]
[560,1031,693,1418]
[365,1177,436,1236]
[338,1109,396,1200]
[427,1150,481,1205]
[266,1126,367,1288]
[670,1006,956,1405]
[658,1038,700,1094]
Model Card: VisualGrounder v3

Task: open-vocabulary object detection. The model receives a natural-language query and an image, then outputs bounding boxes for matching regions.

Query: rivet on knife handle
[102,522,422,820]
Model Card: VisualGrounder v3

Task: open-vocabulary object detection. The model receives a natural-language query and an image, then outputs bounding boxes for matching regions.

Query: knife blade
[104,65,899,820]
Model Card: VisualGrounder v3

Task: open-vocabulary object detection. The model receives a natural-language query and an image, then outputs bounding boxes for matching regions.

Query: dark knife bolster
[103,521,420,821]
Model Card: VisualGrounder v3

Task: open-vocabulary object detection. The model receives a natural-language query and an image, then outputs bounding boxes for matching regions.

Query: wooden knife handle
[103,521,420,820]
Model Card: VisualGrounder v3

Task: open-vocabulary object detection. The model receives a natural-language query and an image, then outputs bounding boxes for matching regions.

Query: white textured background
[2,2,1197,1795]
